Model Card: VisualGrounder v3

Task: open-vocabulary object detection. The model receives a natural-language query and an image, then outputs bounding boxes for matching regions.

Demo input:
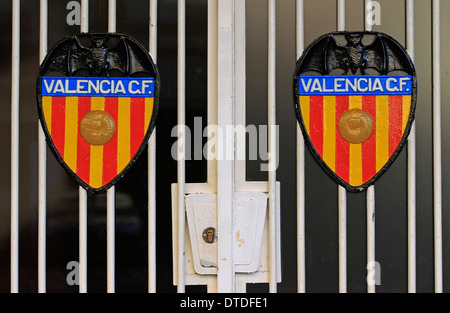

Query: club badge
[37,33,160,193]
[294,32,416,192]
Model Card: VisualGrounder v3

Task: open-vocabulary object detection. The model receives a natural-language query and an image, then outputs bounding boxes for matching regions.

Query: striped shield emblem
[41,88,154,190]
[295,32,416,192]
[37,34,159,193]
[297,76,414,191]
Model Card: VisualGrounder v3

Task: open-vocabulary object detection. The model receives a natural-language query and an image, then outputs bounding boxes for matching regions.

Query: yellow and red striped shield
[38,34,159,193]
[41,94,155,191]
[294,32,417,191]
[297,85,414,191]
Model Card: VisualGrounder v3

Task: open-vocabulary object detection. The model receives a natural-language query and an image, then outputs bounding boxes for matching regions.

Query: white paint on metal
[432,0,443,294]
[10,0,20,294]
[107,0,116,294]
[38,0,48,294]
[177,0,186,293]
[338,186,347,293]
[217,0,235,293]
[148,0,158,294]
[267,0,277,294]
[296,0,306,294]
[234,0,245,189]
[365,0,373,32]
[337,0,347,294]
[364,0,375,294]
[79,187,88,293]
[406,0,416,294]
[81,0,88,33]
[79,0,89,293]
[207,0,218,187]
[106,186,115,293]
[366,186,375,293]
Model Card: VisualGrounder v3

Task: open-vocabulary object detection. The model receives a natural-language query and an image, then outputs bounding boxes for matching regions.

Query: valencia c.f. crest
[37,33,160,193]
[294,31,417,192]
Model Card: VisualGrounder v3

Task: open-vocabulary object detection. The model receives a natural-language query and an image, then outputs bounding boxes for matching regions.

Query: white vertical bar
[405,0,416,294]
[364,0,373,31]
[108,0,116,33]
[267,0,277,293]
[366,187,375,293]
[177,0,186,293]
[207,0,218,186]
[148,0,157,294]
[38,0,48,294]
[432,0,442,294]
[337,0,347,294]
[107,0,116,294]
[79,0,89,294]
[106,187,115,293]
[217,0,235,293]
[338,187,347,293]
[10,0,20,294]
[81,0,88,33]
[234,0,246,189]
[206,0,219,290]
[296,0,305,294]
[337,0,345,31]
[79,187,88,293]
[364,0,375,293]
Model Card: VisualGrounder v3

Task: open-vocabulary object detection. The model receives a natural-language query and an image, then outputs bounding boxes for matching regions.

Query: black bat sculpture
[297,32,415,76]
[40,33,155,77]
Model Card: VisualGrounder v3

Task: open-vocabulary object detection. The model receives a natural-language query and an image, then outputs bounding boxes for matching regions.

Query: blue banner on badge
[298,75,412,96]
[41,77,155,98]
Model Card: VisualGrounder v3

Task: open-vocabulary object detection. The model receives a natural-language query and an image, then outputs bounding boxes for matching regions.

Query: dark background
[0,0,449,293]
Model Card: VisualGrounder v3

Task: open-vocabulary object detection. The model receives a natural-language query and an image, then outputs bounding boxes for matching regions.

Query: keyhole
[202,227,216,244]
[207,230,213,242]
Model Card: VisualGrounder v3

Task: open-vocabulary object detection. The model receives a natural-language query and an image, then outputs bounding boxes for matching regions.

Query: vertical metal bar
[337,0,347,294]
[364,0,373,31]
[79,187,88,293]
[405,0,416,294]
[79,0,89,294]
[217,0,235,293]
[207,0,219,292]
[337,0,345,31]
[364,0,376,294]
[267,0,277,293]
[106,0,116,294]
[432,0,443,294]
[296,0,305,294]
[207,0,218,187]
[338,187,347,293]
[148,0,158,294]
[80,0,88,33]
[366,187,375,293]
[108,0,116,33]
[177,0,186,293]
[38,0,48,294]
[10,0,20,294]
[234,0,246,189]
[106,187,115,293]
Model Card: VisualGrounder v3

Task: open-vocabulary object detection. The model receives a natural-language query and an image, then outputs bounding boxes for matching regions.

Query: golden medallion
[338,109,374,144]
[80,110,116,145]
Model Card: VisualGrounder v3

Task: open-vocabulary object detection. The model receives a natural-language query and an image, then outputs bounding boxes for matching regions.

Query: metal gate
[1,0,449,293]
